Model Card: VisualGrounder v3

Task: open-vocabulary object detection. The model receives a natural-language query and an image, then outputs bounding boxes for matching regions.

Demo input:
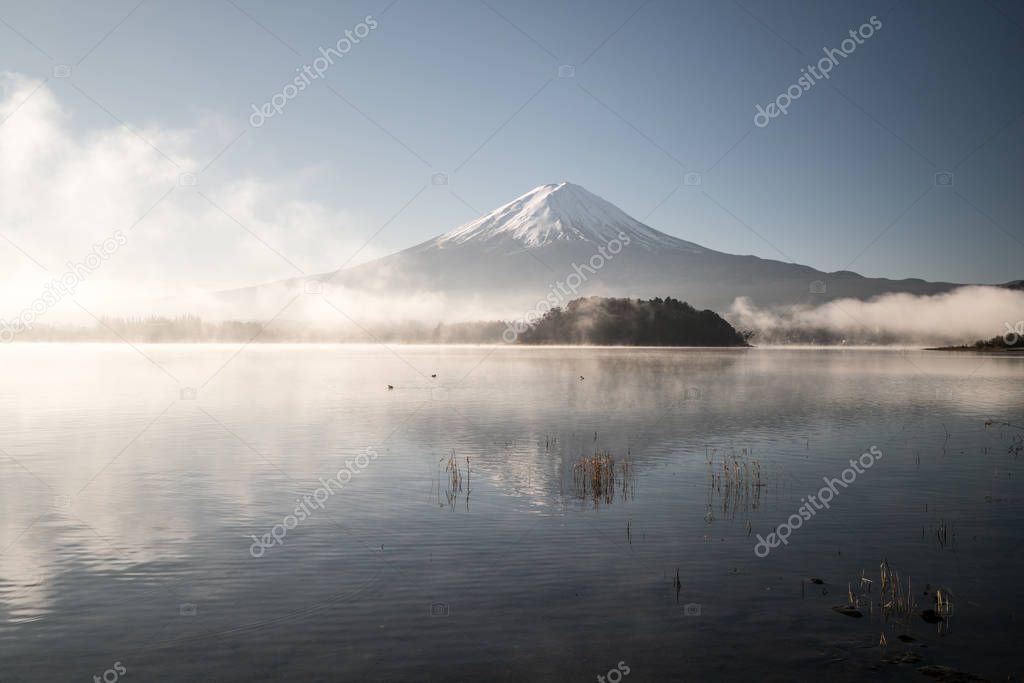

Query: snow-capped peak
[433,182,702,252]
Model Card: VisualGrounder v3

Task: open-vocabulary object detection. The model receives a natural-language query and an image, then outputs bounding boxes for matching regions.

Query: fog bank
[728,286,1024,345]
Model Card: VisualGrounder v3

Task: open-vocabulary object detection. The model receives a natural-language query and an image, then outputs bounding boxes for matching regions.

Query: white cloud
[0,72,379,321]
[728,285,1024,345]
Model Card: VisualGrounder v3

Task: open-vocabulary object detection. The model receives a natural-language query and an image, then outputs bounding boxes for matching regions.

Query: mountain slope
[230,182,966,317]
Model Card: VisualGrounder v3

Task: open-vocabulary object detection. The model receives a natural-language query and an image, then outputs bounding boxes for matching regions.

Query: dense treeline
[5,298,751,346]
[930,333,1024,352]
[517,297,750,346]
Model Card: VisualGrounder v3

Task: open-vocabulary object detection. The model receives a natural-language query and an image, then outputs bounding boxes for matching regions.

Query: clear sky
[1,0,1022,300]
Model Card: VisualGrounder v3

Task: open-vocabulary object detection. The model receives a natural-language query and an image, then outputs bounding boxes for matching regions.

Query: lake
[0,345,1021,681]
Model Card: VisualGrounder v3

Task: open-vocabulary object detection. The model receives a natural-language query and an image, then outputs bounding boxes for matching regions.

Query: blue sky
[1,0,1023,289]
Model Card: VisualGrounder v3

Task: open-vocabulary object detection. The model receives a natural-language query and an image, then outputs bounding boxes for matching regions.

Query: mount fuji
[234,182,965,316]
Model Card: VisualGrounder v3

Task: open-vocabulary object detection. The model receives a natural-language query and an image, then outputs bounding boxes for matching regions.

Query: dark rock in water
[831,605,863,618]
[920,609,944,624]
[894,651,922,664]
[810,577,825,585]
[918,664,991,682]
[897,634,916,643]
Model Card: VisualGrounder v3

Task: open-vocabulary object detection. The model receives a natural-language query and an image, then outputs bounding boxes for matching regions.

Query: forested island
[517,297,751,347]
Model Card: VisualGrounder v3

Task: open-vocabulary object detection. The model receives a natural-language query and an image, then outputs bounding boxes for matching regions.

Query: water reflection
[0,345,1021,680]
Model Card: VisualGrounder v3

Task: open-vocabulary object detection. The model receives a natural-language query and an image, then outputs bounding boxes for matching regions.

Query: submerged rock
[893,651,922,664]
[918,664,991,682]
[831,605,863,618]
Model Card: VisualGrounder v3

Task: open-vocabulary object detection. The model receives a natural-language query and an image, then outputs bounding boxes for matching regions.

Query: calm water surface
[1,345,1022,682]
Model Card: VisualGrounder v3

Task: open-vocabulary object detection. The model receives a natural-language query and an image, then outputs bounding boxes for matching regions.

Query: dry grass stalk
[573,451,634,505]
[705,448,765,519]
[441,451,470,510]
[878,559,916,623]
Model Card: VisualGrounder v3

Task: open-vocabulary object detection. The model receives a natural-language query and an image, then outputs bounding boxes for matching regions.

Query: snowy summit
[433,182,702,252]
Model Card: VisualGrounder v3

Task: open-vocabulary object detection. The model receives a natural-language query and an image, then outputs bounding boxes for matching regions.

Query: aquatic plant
[838,559,959,641]
[705,447,765,519]
[878,559,917,623]
[925,519,956,551]
[984,419,1024,456]
[838,559,923,626]
[572,451,634,506]
[439,451,470,511]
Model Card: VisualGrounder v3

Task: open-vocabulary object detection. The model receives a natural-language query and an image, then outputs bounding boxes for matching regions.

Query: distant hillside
[518,297,750,347]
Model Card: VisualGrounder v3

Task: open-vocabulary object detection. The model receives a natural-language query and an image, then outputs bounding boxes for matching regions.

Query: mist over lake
[1,345,1021,681]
